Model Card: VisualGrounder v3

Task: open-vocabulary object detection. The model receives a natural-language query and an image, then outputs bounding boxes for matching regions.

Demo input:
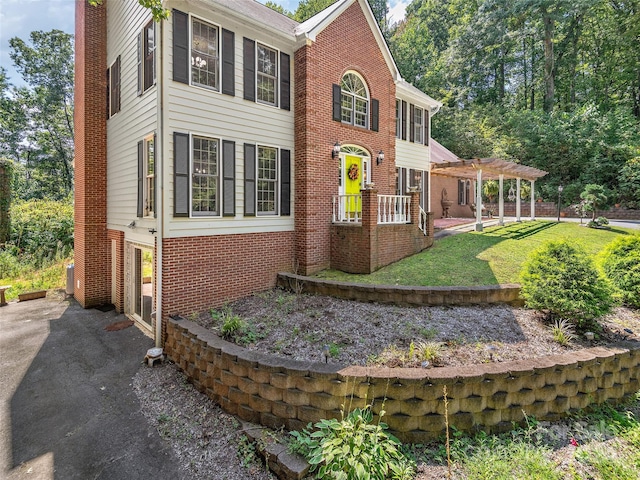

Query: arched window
[340,72,369,128]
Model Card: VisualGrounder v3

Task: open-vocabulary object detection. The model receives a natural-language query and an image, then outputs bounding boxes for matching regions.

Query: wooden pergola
[431,158,548,231]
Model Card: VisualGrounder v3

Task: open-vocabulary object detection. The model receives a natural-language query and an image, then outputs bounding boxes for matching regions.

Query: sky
[0,0,408,87]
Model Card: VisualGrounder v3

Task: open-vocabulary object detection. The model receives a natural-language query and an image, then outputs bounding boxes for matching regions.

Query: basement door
[125,243,154,332]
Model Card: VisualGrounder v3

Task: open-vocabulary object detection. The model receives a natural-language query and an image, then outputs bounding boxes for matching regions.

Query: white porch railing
[332,194,362,223]
[378,195,411,224]
[419,206,428,235]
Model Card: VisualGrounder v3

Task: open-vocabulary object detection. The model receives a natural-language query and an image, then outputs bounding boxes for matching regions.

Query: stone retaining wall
[277,273,522,306]
[165,317,640,444]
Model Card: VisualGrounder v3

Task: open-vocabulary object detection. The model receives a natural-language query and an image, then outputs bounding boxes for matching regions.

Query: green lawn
[315,221,637,286]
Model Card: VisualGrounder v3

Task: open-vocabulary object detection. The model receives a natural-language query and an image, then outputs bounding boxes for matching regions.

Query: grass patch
[315,221,634,286]
[0,255,72,301]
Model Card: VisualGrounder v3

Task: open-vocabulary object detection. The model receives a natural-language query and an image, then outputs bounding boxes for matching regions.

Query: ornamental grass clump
[520,240,613,326]
[289,405,415,480]
[600,234,640,307]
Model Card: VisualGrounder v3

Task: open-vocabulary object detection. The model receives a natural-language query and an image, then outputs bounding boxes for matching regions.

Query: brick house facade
[74,0,441,343]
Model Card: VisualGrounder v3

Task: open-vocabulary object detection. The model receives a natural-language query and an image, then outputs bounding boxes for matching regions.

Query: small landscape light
[322,344,330,363]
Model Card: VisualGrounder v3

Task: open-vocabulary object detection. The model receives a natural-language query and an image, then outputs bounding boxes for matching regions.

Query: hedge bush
[600,235,640,307]
[520,240,613,325]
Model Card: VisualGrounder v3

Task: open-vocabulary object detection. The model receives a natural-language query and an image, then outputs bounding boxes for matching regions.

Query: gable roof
[295,0,401,82]
[431,139,460,165]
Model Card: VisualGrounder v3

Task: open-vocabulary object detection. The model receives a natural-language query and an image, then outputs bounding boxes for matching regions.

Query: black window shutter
[137,140,144,217]
[424,109,430,146]
[280,52,290,111]
[409,104,415,143]
[244,143,256,216]
[222,140,235,216]
[243,38,255,101]
[371,98,379,132]
[221,29,235,96]
[173,10,189,84]
[332,84,341,121]
[115,56,121,113]
[153,133,157,218]
[458,180,464,205]
[280,149,291,216]
[137,32,142,95]
[409,169,416,188]
[106,67,110,119]
[174,132,190,217]
[401,100,407,140]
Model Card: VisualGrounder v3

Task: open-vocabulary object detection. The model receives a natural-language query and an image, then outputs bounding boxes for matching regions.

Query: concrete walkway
[0,297,184,480]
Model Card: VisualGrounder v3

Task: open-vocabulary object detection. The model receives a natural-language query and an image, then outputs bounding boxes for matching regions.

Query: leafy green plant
[600,234,640,307]
[549,319,575,346]
[220,314,245,339]
[587,216,609,228]
[415,341,443,363]
[328,343,340,358]
[289,406,415,480]
[580,184,608,221]
[520,240,613,325]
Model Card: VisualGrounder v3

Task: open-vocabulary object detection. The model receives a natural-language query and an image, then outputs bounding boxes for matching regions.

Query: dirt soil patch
[194,289,640,368]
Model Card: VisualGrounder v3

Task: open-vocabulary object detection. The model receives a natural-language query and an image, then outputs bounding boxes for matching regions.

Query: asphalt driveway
[0,296,184,480]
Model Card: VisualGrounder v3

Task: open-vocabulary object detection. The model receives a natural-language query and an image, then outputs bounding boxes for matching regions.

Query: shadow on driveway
[1,297,184,480]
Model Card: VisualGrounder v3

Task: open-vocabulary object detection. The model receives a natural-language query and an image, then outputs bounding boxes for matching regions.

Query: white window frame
[138,20,156,95]
[190,15,221,92]
[143,135,155,217]
[191,135,221,217]
[341,72,369,128]
[256,43,278,106]
[414,106,424,144]
[256,145,279,215]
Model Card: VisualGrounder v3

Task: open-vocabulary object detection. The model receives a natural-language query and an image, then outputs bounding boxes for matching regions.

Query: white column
[530,180,536,220]
[475,169,483,231]
[498,174,504,226]
[427,168,432,211]
[516,177,521,222]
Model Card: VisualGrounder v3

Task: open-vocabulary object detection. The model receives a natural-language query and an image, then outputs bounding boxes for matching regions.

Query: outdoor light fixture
[127,220,136,229]
[376,150,385,165]
[331,142,341,159]
[557,184,564,222]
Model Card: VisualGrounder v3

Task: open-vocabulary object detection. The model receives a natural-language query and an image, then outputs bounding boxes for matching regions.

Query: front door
[338,146,370,220]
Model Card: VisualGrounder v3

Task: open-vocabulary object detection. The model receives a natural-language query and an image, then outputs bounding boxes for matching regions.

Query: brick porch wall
[74,0,110,307]
[294,1,396,276]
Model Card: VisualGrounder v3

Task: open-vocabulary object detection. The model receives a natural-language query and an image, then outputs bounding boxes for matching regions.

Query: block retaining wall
[277,273,522,306]
[165,317,640,444]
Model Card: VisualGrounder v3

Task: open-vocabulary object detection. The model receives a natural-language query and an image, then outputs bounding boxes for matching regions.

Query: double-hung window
[340,72,369,128]
[414,106,424,144]
[256,44,277,106]
[191,18,219,90]
[192,136,220,215]
[137,134,156,218]
[108,56,121,117]
[138,20,156,95]
[257,146,278,214]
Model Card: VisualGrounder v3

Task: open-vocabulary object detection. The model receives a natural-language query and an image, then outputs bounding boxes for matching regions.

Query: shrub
[600,235,640,307]
[520,240,613,324]
[289,406,415,480]
[550,319,575,346]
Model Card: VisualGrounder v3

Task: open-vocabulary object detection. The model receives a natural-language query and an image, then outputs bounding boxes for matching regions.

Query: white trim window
[257,43,278,106]
[144,135,155,217]
[191,18,220,90]
[257,145,278,215]
[414,106,424,144]
[192,136,220,216]
[341,72,369,128]
[138,20,156,95]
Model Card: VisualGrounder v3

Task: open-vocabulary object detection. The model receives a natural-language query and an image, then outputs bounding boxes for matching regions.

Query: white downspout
[516,177,522,222]
[155,19,164,347]
[498,174,504,226]
[475,168,483,231]
[530,180,536,220]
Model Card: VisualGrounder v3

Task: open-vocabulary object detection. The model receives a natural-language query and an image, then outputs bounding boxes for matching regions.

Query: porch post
[498,174,504,226]
[516,177,521,222]
[530,179,536,220]
[475,169,483,231]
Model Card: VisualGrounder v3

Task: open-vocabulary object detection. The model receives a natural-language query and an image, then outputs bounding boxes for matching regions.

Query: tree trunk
[543,7,555,113]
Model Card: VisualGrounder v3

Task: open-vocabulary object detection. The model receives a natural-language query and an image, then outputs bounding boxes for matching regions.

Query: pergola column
[498,174,504,226]
[516,178,521,222]
[475,169,483,231]
[530,179,536,220]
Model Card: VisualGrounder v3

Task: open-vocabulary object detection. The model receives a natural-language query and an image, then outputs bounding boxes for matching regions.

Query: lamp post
[557,185,564,222]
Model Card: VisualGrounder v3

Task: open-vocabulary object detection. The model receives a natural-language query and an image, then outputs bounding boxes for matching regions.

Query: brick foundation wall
[277,274,521,306]
[294,1,396,276]
[74,0,110,307]
[166,317,640,443]
[107,229,124,312]
[161,232,294,322]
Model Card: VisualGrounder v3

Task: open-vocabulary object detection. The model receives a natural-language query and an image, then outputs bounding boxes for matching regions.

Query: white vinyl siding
[163,7,294,238]
[106,1,157,231]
